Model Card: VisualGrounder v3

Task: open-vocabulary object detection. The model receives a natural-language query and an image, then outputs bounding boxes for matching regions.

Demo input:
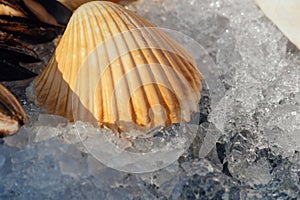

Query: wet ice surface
[1,0,300,199]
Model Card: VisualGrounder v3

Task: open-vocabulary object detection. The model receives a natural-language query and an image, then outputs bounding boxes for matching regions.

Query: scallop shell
[256,0,300,49]
[33,1,202,133]
[0,83,27,137]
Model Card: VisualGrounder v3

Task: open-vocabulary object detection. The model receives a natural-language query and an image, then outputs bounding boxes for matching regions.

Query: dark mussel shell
[0,1,64,81]
[0,32,38,81]
[26,0,73,25]
[0,83,27,137]
[0,15,63,43]
[0,0,33,17]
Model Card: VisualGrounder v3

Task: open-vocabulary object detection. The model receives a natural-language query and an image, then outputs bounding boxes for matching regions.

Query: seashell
[256,0,300,49]
[0,83,27,137]
[33,1,202,133]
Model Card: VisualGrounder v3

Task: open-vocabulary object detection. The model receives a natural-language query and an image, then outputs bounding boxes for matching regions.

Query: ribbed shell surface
[34,1,203,132]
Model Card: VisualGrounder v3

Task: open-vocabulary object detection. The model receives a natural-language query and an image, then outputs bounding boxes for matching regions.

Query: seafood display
[0,0,299,198]
[33,1,203,133]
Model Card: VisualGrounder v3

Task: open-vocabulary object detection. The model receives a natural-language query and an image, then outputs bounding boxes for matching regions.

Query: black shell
[0,0,66,81]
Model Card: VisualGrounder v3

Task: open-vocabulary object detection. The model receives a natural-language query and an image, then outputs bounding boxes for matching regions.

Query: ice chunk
[263,64,300,104]
[25,158,61,190]
[36,138,68,159]
[59,145,88,179]
[61,124,82,144]
[87,155,127,190]
[33,114,69,127]
[11,146,38,173]
[198,123,222,158]
[25,114,70,143]
[34,126,61,142]
[137,161,180,198]
[243,158,272,186]
[4,127,32,148]
[263,105,300,156]
[87,154,106,176]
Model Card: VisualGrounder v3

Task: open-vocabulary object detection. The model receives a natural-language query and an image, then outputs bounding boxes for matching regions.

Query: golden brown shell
[33,1,202,133]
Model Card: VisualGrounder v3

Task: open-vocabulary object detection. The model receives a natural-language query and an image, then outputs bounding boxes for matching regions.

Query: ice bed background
[1,0,300,199]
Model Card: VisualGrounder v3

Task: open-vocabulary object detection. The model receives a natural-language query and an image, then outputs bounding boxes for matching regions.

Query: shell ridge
[84,6,98,120]
[64,13,83,118]
[76,4,106,122]
[148,27,201,94]
[35,13,74,116]
[113,5,188,123]
[152,28,202,92]
[109,4,166,126]
[145,27,202,107]
[112,9,166,126]
[35,40,61,102]
[53,15,78,116]
[101,4,142,126]
[113,5,196,94]
[99,4,129,124]
[125,8,201,121]
[90,5,106,123]
[71,11,85,119]
[108,4,155,126]
[95,3,119,124]
[120,6,188,125]
[37,56,59,110]
[65,15,80,120]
